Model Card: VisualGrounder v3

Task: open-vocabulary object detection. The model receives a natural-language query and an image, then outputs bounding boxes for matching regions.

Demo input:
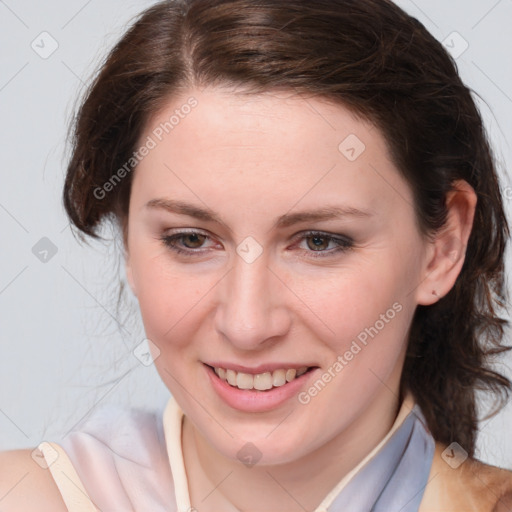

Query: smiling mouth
[205,364,317,392]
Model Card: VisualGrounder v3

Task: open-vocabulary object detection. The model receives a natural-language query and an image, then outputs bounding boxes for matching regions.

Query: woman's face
[125,87,431,465]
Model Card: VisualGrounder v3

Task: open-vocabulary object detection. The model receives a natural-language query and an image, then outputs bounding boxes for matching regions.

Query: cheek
[130,249,214,349]
[295,268,414,416]
[287,261,406,339]
[285,253,417,392]
[334,259,418,381]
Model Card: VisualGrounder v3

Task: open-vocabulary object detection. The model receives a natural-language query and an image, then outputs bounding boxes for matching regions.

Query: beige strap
[163,397,192,512]
[38,441,99,512]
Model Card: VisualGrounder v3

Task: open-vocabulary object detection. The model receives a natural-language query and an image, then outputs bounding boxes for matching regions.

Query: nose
[214,252,292,350]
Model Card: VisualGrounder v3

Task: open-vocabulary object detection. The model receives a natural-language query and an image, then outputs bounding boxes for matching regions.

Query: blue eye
[159,230,353,258]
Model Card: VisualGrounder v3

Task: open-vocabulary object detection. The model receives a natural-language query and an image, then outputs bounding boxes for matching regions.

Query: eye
[158,229,354,259]
[177,232,207,249]
[159,230,216,255]
[295,231,354,258]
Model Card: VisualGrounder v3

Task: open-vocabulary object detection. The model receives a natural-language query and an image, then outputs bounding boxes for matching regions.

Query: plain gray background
[1,0,511,469]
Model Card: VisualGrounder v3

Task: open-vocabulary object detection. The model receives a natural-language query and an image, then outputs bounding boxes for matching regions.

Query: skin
[125,86,476,511]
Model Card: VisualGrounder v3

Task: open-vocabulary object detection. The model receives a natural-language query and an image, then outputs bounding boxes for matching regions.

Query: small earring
[432,290,438,297]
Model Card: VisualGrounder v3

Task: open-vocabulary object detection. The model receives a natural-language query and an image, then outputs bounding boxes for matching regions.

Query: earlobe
[416,180,477,306]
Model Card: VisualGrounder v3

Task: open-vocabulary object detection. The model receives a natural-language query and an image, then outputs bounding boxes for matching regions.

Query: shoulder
[420,442,512,512]
[0,449,67,511]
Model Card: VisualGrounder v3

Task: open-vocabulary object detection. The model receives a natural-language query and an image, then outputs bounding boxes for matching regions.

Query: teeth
[286,369,296,382]
[272,369,286,387]
[296,367,308,377]
[254,372,273,391]
[213,365,310,391]
[237,372,254,390]
[226,369,237,386]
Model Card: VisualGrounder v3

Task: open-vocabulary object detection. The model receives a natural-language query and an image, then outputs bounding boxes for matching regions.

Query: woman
[1,0,511,510]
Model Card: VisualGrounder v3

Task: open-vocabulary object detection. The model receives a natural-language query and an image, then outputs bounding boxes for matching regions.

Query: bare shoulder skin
[0,449,67,512]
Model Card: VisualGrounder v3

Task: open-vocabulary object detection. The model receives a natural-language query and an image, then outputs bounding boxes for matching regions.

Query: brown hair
[63,0,510,456]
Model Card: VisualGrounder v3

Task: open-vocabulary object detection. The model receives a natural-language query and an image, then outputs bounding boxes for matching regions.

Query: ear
[415,179,477,306]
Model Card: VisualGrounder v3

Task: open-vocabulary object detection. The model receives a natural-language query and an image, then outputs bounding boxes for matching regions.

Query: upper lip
[204,362,318,374]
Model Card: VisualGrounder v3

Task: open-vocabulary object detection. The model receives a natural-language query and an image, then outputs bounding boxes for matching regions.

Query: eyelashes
[159,229,354,259]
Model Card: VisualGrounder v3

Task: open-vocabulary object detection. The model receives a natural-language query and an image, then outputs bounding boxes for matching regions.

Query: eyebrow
[144,198,374,230]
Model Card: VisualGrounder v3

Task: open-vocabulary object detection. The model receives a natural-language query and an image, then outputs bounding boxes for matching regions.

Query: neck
[182,386,401,512]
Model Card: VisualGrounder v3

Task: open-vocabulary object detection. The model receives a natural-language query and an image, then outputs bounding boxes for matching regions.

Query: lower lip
[204,364,317,412]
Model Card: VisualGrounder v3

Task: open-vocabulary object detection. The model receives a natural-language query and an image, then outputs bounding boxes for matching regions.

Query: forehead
[130,87,412,220]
